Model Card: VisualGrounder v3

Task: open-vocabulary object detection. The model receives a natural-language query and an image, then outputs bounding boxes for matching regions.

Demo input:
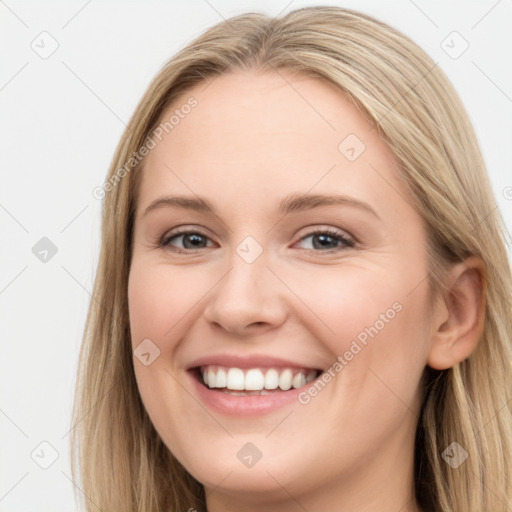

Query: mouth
[190,365,322,396]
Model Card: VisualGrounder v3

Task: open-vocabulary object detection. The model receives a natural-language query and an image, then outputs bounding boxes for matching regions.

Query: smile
[185,355,325,415]
[198,365,321,395]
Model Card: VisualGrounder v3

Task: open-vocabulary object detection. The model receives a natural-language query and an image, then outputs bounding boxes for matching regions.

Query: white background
[0,0,511,510]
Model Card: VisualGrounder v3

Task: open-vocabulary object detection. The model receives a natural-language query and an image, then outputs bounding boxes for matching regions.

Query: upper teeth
[201,366,318,391]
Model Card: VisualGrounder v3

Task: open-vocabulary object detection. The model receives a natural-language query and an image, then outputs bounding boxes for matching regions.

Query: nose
[202,249,288,336]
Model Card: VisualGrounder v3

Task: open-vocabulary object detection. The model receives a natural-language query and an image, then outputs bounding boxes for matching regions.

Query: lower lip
[186,370,308,417]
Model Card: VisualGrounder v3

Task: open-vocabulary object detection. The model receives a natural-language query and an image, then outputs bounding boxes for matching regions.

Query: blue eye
[296,229,354,251]
[160,228,354,253]
[161,230,213,251]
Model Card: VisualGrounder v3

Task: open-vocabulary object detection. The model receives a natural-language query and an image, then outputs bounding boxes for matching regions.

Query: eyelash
[158,227,355,254]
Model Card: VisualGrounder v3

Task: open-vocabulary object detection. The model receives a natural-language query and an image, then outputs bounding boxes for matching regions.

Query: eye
[160,229,215,252]
[158,227,355,254]
[295,228,355,252]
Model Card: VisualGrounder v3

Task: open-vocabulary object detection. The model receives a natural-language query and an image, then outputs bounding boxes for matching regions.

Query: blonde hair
[70,6,512,511]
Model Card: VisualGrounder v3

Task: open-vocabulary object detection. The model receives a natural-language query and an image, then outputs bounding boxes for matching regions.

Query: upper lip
[185,354,322,371]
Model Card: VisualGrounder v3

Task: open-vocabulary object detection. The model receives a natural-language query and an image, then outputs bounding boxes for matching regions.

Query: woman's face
[128,69,434,507]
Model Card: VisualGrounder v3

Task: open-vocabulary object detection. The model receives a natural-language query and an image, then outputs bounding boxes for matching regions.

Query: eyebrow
[143,192,380,219]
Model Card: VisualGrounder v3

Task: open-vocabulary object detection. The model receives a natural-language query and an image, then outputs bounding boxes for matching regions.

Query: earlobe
[427,256,487,370]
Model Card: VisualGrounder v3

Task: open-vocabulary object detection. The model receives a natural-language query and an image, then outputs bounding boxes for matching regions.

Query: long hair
[70,6,512,511]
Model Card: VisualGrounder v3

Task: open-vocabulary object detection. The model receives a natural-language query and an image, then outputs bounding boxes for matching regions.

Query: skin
[128,69,485,512]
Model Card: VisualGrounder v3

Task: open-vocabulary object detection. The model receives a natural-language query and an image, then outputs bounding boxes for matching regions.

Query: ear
[427,256,487,370]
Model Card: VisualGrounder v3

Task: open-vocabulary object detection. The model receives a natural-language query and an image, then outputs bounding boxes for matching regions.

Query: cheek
[292,263,431,391]
[285,266,430,461]
[127,262,204,462]
[127,261,207,348]
[288,262,422,341]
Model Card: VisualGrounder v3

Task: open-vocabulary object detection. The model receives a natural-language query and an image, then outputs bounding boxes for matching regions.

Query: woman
[71,6,512,511]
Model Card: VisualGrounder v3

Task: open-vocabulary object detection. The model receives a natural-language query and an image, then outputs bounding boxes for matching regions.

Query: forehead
[137,69,405,215]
